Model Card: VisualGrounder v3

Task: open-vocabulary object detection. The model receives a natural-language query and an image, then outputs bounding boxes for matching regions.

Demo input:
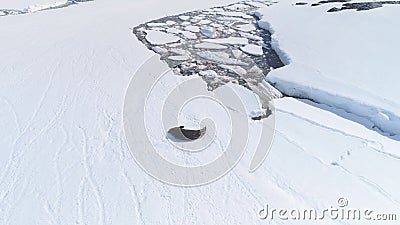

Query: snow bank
[269,63,400,136]
[258,0,400,137]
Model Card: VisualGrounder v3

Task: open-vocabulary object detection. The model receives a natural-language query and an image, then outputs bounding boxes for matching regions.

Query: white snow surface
[258,0,400,137]
[1,0,400,224]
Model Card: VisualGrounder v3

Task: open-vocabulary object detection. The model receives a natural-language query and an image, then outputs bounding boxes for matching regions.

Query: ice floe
[184,25,200,33]
[203,37,249,46]
[200,27,218,38]
[234,23,256,32]
[197,51,248,66]
[169,55,191,61]
[219,65,247,76]
[145,30,181,45]
[199,70,218,78]
[240,44,264,56]
[179,15,190,20]
[194,42,227,50]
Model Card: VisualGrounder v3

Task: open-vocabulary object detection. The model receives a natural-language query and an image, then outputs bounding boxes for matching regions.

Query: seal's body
[168,126,206,141]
